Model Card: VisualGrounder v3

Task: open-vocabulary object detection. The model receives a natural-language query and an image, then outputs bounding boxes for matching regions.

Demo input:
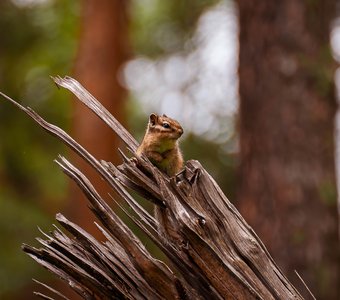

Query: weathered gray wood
[0,77,303,299]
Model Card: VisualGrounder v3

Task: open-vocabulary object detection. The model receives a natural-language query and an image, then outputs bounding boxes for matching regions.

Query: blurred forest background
[0,0,339,299]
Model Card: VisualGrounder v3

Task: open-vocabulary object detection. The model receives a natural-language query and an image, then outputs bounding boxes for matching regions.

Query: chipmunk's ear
[149,113,158,126]
[162,114,168,118]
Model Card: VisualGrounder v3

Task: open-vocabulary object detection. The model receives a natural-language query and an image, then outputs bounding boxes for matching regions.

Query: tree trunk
[69,0,129,237]
[236,1,339,299]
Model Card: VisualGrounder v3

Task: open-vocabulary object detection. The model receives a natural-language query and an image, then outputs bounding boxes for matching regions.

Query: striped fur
[136,113,184,176]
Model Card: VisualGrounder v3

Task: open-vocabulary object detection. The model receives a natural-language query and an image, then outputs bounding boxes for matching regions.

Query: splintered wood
[0,77,303,299]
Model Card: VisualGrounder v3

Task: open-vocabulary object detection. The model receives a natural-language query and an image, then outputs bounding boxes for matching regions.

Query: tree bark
[236,1,339,299]
[69,0,129,237]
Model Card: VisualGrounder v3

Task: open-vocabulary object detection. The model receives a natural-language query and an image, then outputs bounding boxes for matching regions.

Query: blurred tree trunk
[236,1,339,299]
[69,0,129,237]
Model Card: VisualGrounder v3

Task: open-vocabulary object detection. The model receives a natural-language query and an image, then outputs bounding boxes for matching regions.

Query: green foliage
[0,0,80,198]
[182,134,237,200]
[130,0,219,56]
[0,189,53,296]
[0,0,80,296]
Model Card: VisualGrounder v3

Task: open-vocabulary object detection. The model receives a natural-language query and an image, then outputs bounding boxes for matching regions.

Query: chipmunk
[136,113,184,176]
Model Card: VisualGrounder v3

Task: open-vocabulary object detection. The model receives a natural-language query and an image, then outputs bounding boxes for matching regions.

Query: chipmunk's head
[147,113,183,142]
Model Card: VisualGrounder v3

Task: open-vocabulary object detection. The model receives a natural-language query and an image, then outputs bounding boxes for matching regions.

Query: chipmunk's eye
[162,122,170,129]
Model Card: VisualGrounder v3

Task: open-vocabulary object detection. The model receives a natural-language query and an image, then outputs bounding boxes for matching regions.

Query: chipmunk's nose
[179,127,184,136]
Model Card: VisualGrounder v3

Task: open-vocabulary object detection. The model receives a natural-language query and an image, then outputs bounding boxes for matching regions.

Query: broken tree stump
[0,76,303,299]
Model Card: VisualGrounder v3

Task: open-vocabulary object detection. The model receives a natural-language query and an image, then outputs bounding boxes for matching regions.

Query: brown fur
[136,113,184,176]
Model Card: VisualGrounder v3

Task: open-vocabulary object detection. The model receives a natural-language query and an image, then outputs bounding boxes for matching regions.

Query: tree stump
[1,77,303,299]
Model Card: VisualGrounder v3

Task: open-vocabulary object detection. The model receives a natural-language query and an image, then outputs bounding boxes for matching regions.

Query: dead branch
[0,77,303,299]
